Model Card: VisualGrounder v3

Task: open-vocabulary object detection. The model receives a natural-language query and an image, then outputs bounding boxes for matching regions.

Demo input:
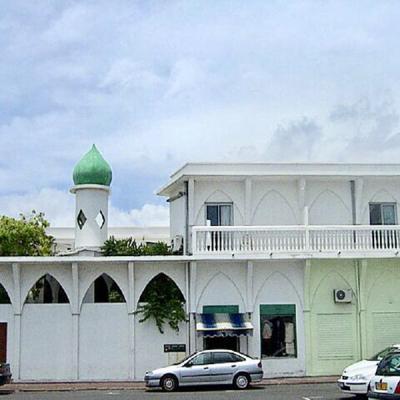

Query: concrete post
[71,262,80,380]
[189,261,197,353]
[128,262,135,380]
[246,261,254,313]
[303,260,312,375]
[12,263,21,381]
[244,178,252,225]
[358,260,368,358]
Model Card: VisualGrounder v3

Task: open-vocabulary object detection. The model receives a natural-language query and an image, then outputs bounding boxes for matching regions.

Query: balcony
[191,225,400,257]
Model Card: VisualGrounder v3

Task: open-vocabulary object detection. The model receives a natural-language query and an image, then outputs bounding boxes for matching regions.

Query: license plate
[376,382,388,391]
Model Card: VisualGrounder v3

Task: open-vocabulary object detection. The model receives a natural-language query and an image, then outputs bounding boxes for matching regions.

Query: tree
[0,211,54,256]
[136,274,186,333]
[101,236,171,256]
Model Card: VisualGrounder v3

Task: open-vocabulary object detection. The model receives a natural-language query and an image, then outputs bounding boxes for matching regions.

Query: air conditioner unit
[334,289,353,303]
[172,235,184,253]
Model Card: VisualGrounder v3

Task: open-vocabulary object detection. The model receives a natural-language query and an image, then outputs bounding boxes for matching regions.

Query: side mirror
[184,362,193,368]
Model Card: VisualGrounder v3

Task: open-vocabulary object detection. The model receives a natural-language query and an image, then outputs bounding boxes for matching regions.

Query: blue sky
[1,1,400,226]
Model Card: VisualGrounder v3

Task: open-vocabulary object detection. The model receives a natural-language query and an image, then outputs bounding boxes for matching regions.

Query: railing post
[192,228,197,254]
[305,225,310,251]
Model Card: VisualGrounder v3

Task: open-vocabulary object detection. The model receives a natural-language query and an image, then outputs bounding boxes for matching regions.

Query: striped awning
[196,313,253,337]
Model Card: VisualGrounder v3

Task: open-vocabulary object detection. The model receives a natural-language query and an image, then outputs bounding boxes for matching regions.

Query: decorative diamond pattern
[77,210,87,230]
[95,210,105,229]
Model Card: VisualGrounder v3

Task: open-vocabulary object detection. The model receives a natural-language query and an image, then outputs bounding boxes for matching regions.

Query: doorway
[203,336,239,352]
[0,323,7,363]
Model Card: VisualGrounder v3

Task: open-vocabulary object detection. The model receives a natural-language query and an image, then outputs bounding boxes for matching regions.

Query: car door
[179,352,213,385]
[210,351,241,383]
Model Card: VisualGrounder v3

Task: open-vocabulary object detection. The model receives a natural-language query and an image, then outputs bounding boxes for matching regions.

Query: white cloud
[0,189,169,227]
[2,1,400,215]
[0,189,75,227]
[110,204,169,227]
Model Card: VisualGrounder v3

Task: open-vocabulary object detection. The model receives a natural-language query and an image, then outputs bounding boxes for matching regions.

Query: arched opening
[137,273,185,334]
[25,274,69,304]
[139,273,185,303]
[0,284,11,304]
[83,274,126,303]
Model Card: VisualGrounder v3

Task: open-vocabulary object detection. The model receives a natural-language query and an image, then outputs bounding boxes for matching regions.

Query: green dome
[73,145,112,186]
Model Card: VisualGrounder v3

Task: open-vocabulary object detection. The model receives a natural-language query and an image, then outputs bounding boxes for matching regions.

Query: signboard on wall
[164,344,186,353]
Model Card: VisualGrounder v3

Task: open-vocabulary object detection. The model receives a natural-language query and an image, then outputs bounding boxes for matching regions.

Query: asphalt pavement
[0,383,356,400]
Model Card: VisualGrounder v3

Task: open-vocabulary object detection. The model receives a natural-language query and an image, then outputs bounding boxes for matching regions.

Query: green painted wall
[305,259,400,376]
[362,260,400,359]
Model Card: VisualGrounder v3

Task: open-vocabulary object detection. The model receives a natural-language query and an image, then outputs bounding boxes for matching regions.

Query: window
[206,203,233,226]
[369,203,397,225]
[191,352,212,366]
[369,203,398,248]
[376,354,400,376]
[212,352,241,364]
[260,304,297,358]
[369,346,397,361]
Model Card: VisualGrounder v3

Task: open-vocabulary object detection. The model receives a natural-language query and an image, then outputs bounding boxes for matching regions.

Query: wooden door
[0,323,7,363]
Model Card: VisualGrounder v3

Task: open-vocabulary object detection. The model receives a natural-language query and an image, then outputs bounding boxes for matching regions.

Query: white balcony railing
[191,225,400,255]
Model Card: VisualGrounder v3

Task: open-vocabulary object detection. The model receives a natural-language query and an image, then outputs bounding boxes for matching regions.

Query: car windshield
[376,353,400,376]
[369,347,396,361]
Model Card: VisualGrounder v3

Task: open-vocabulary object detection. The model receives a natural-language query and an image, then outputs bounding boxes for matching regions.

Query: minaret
[70,145,112,250]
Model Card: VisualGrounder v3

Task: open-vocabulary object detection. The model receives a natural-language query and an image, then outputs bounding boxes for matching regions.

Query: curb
[0,376,340,393]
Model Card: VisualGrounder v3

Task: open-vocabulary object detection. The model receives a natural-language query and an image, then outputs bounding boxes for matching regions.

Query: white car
[368,351,400,399]
[338,345,400,396]
[144,349,263,391]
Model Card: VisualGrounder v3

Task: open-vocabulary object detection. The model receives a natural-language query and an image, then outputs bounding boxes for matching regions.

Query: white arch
[136,272,185,305]
[80,271,128,310]
[251,190,298,225]
[0,271,15,308]
[309,189,351,224]
[22,273,72,311]
[254,270,303,308]
[137,271,186,305]
[0,282,12,305]
[194,189,244,225]
[196,271,246,311]
[361,189,399,222]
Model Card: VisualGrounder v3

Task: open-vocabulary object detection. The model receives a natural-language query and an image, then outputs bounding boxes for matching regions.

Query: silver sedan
[144,349,264,391]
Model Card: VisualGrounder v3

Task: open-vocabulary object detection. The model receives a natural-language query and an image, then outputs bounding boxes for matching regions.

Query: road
[2,384,356,400]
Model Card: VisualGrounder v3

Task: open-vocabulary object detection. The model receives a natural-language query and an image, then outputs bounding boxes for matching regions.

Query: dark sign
[164,344,186,353]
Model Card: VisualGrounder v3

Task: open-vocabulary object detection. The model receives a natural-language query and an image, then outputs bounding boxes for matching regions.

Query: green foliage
[135,274,186,334]
[0,211,54,256]
[101,236,171,256]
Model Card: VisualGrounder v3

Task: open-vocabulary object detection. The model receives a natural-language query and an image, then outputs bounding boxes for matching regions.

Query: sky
[1,1,400,227]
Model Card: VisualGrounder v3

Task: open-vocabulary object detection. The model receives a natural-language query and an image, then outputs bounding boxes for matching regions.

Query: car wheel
[161,375,178,392]
[233,373,250,390]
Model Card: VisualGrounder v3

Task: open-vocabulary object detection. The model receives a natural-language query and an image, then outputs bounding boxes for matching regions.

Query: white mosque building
[1,145,400,381]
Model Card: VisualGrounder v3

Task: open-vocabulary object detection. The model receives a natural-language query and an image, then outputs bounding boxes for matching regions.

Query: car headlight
[145,371,153,376]
[349,374,368,381]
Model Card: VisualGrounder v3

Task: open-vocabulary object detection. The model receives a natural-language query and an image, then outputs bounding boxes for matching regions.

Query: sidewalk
[0,376,339,393]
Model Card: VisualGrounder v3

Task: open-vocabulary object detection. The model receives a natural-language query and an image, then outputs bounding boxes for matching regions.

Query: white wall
[193,181,245,226]
[79,303,129,380]
[196,262,247,313]
[20,304,73,380]
[135,318,187,378]
[251,181,299,225]
[360,178,400,224]
[170,195,186,242]
[307,181,352,225]
[251,261,305,377]
[172,175,400,229]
